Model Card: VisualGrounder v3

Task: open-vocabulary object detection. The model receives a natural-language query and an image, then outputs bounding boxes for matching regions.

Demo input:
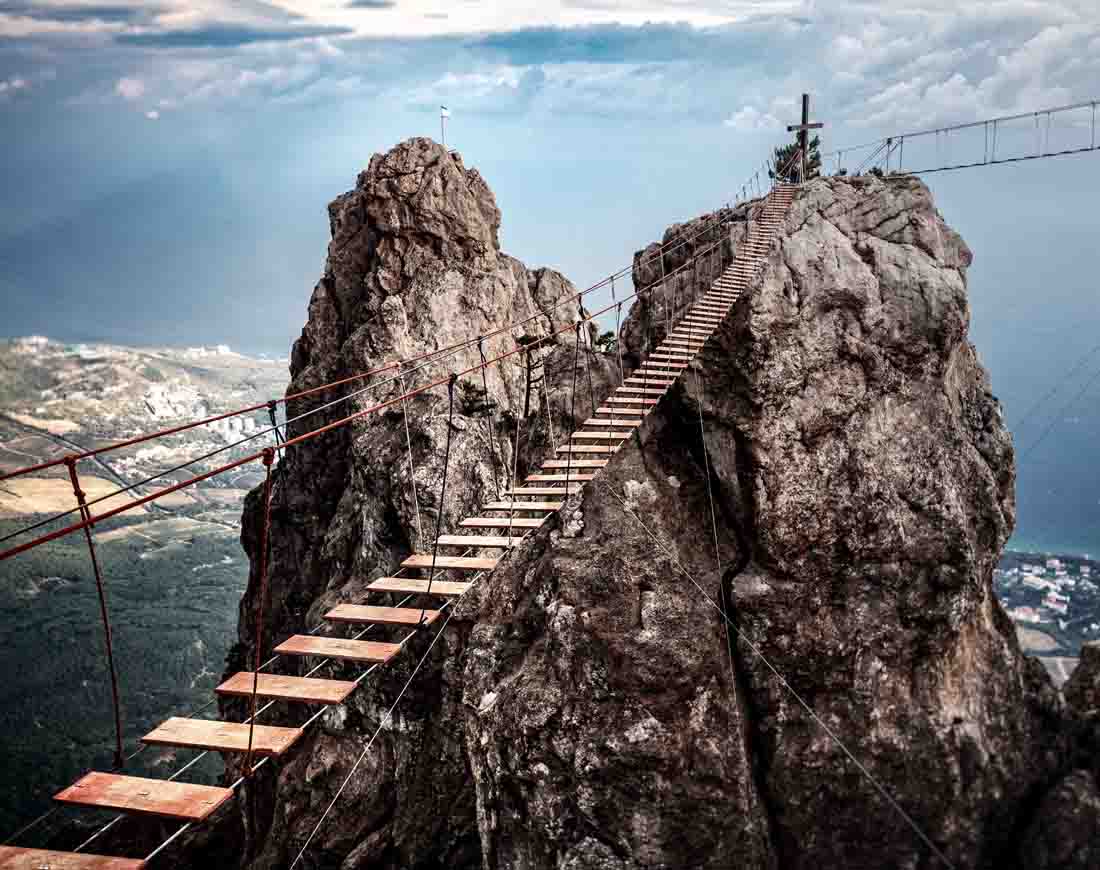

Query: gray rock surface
[1066,640,1100,714]
[203,163,1094,870]
[664,175,1067,869]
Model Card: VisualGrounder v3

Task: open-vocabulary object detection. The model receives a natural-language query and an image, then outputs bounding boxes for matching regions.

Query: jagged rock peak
[353,137,502,260]
[290,136,579,406]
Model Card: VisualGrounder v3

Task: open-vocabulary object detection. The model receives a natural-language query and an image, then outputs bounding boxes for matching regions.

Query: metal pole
[65,457,124,769]
[800,92,809,184]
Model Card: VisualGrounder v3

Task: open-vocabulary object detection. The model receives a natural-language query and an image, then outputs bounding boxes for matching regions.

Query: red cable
[0,234,725,563]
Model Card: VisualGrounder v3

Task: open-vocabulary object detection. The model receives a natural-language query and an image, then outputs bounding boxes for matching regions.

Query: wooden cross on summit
[786,93,824,183]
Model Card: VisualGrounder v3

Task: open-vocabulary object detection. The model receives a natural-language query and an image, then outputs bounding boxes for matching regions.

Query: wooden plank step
[216,671,357,704]
[0,848,145,869]
[325,603,443,625]
[433,534,524,548]
[620,376,677,387]
[527,472,598,480]
[570,432,625,441]
[401,554,498,571]
[625,376,676,386]
[583,418,639,427]
[142,717,302,758]
[275,634,405,663]
[482,500,562,509]
[55,773,233,823]
[503,486,582,495]
[606,397,659,405]
[541,459,608,468]
[461,517,547,528]
[555,444,615,453]
[616,389,664,400]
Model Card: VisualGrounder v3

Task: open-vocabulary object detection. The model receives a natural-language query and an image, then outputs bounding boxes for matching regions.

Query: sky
[0,0,1098,553]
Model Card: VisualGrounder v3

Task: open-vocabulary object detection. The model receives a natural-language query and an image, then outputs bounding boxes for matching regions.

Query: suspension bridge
[0,95,1096,868]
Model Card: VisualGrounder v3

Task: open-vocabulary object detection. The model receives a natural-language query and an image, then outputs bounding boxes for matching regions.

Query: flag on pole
[440,105,451,119]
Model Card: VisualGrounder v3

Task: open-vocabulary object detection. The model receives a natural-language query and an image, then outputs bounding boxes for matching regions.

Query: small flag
[440,105,451,119]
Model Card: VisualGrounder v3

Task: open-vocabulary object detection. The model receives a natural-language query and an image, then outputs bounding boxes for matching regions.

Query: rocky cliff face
[215,152,1095,870]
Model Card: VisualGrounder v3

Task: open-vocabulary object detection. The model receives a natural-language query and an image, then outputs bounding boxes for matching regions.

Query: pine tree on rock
[770,134,822,183]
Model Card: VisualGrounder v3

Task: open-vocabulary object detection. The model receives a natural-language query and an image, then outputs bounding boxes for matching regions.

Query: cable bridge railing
[825,98,1099,177]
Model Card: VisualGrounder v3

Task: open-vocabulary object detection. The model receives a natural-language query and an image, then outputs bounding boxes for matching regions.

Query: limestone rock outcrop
[210,155,1094,870]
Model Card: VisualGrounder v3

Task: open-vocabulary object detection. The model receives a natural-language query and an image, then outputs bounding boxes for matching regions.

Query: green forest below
[0,512,247,837]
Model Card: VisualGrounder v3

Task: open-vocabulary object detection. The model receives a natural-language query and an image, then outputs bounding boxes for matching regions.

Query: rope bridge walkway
[0,160,797,867]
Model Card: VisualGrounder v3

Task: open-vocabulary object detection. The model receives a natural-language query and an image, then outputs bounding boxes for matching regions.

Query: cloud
[116,23,354,48]
[723,105,781,131]
[346,0,396,7]
[114,76,144,100]
[144,108,158,119]
[0,2,153,23]
[475,22,724,65]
